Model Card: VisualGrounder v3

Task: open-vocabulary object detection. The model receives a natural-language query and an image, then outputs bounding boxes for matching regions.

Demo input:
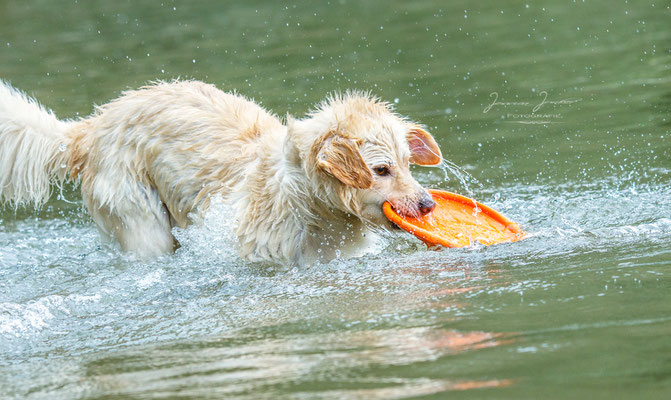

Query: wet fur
[0,80,442,265]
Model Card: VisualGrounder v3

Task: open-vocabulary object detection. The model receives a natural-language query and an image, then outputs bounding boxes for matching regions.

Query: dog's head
[288,92,442,227]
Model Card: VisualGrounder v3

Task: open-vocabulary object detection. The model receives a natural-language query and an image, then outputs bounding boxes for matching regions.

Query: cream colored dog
[0,80,442,265]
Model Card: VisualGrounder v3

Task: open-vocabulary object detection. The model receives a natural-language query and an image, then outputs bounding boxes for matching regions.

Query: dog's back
[69,80,284,230]
[1,80,285,257]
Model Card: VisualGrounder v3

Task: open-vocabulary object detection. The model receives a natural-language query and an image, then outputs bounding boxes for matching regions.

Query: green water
[1,0,670,398]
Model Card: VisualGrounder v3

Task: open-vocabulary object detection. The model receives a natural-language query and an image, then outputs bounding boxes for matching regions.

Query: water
[1,0,670,398]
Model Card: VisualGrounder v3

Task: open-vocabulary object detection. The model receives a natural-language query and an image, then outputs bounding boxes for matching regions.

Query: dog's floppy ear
[407,126,442,166]
[312,131,372,189]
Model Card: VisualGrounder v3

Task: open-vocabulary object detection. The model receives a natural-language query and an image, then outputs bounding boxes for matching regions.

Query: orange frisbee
[383,189,525,248]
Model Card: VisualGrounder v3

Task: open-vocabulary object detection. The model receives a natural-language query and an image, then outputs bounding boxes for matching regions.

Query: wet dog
[0,80,442,265]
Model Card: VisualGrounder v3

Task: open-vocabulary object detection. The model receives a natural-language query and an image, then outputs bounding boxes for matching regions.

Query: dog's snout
[418,195,436,216]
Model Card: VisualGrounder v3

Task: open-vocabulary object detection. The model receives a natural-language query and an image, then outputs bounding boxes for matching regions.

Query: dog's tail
[0,81,72,208]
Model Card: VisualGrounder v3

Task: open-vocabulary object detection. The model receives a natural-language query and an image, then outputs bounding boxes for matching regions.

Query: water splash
[170,194,242,265]
[435,158,482,197]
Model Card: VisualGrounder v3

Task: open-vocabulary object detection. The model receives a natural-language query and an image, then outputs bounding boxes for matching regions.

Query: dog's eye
[373,166,390,176]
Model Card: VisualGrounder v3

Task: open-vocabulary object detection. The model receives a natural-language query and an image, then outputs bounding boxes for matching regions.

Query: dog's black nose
[418,196,436,216]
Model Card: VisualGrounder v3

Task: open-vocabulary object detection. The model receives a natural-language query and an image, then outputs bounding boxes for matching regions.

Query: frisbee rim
[382,189,525,248]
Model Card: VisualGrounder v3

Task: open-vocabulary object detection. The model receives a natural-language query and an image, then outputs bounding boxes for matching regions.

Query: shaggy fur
[0,80,442,265]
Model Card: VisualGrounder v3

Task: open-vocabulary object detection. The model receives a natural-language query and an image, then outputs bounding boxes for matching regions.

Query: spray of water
[435,158,482,198]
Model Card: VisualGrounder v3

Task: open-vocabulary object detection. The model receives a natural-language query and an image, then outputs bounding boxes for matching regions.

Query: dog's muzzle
[418,195,436,216]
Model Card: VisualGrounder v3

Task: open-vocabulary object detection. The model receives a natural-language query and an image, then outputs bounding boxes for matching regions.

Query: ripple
[0,294,100,337]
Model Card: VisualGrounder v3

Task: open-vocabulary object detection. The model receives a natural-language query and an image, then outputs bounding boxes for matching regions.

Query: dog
[0,80,442,265]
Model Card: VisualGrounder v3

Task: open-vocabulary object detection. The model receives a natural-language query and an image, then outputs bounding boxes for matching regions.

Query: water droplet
[58,143,67,152]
